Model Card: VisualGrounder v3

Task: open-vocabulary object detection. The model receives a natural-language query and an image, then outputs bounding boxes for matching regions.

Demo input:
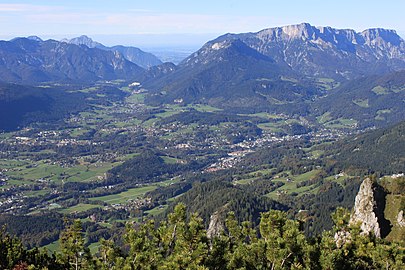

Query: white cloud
[0,2,277,35]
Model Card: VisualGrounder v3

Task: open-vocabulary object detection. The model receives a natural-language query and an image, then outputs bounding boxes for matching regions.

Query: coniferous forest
[1,204,404,270]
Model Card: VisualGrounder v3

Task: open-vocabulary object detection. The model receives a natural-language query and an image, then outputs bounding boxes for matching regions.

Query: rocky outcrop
[350,178,380,237]
[334,230,352,248]
[397,210,405,227]
[207,210,225,239]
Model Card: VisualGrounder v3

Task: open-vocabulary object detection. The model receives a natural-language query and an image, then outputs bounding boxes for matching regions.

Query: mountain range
[64,35,163,69]
[0,23,404,127]
[0,37,144,83]
[212,23,405,79]
[142,23,405,119]
[144,38,320,111]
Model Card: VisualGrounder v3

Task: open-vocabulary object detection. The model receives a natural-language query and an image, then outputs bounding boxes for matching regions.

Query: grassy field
[126,93,145,104]
[44,240,60,253]
[385,194,405,242]
[392,85,405,93]
[161,156,181,164]
[88,242,101,255]
[0,131,14,140]
[190,104,222,112]
[154,110,182,118]
[371,85,389,95]
[315,77,340,90]
[257,123,283,132]
[69,128,90,137]
[265,170,321,199]
[307,149,324,159]
[323,118,357,129]
[280,76,299,83]
[113,119,142,128]
[375,109,392,121]
[3,159,121,185]
[88,177,181,205]
[249,112,285,120]
[352,99,369,108]
[89,186,157,204]
[316,112,333,124]
[145,204,169,217]
[58,203,101,214]
[77,87,98,93]
[234,168,275,185]
[324,174,348,185]
[23,189,49,197]
[44,238,101,255]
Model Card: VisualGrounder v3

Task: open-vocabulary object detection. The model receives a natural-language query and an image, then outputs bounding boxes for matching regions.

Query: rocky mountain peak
[183,38,272,68]
[210,23,405,79]
[280,22,316,39]
[60,36,162,68]
[63,35,104,49]
[26,36,43,42]
[361,28,403,46]
[255,22,316,42]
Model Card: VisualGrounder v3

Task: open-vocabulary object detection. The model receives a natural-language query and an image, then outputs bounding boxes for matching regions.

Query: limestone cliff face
[397,210,405,227]
[208,23,405,79]
[350,178,381,237]
[207,210,225,239]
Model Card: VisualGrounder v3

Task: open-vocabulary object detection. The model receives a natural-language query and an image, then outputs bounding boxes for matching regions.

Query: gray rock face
[210,23,405,79]
[397,210,405,227]
[207,211,225,239]
[334,230,352,248]
[350,178,381,237]
[63,35,105,49]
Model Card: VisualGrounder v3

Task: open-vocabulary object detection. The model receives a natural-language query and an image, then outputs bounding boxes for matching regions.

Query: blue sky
[0,0,404,48]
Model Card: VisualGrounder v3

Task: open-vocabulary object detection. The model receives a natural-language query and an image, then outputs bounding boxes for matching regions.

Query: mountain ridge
[314,70,405,128]
[0,37,144,83]
[63,35,163,69]
[211,23,405,79]
[144,38,321,112]
[140,23,405,118]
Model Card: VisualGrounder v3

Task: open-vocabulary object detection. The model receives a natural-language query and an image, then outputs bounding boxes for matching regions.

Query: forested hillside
[323,120,405,174]
[314,71,405,128]
[0,83,87,131]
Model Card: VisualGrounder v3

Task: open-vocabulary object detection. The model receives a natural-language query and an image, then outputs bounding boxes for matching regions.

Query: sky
[0,0,404,49]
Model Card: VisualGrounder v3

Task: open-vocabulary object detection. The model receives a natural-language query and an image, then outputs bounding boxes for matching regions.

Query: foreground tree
[123,203,209,269]
[60,219,94,270]
[0,226,66,269]
[1,205,404,269]
[320,207,405,269]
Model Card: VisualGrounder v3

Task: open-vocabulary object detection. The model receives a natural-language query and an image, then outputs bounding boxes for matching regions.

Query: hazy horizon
[1,0,404,49]
[1,27,404,53]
